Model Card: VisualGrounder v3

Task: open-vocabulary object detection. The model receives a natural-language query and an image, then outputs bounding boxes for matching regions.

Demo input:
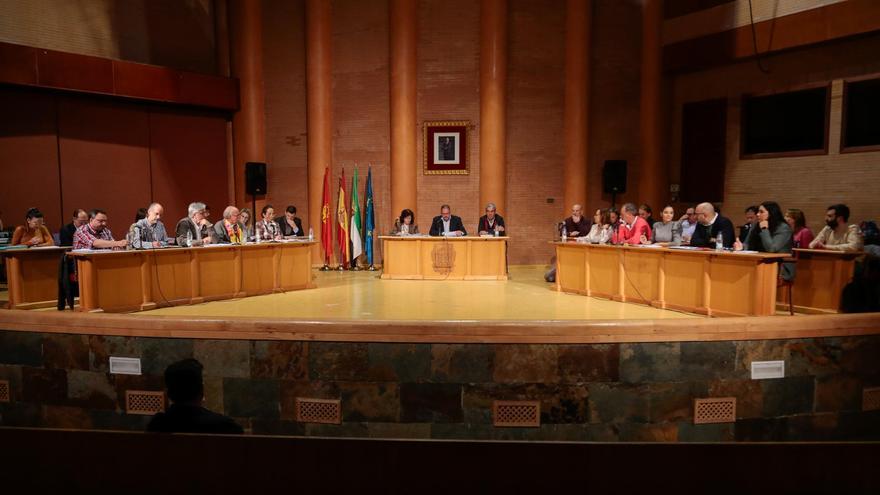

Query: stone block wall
[1,330,879,441]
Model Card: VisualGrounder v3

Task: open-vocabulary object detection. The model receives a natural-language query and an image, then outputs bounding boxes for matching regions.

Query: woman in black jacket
[734,201,794,281]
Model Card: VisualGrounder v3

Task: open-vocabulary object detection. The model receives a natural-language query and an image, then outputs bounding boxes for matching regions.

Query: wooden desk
[2,246,68,310]
[380,236,508,280]
[555,242,788,317]
[69,242,316,313]
[778,248,863,314]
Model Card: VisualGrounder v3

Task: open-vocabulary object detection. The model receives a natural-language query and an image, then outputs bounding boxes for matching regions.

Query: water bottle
[561,225,567,242]
[494,228,499,237]
[256,225,262,244]
[308,227,314,241]
[715,232,723,251]
[186,230,193,248]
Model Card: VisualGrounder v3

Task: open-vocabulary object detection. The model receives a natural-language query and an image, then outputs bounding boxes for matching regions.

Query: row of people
[390,204,508,237]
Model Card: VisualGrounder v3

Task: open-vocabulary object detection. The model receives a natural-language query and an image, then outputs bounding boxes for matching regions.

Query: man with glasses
[478,202,507,236]
[212,206,246,244]
[678,206,698,244]
[73,209,128,250]
[562,204,591,238]
[175,202,213,247]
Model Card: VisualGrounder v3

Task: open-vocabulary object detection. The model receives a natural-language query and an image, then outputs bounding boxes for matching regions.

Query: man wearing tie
[429,204,467,237]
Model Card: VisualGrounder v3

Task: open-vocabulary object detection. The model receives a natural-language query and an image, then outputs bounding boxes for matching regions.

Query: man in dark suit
[147,359,243,434]
[477,202,506,236]
[275,205,304,237]
[59,209,88,246]
[739,205,758,242]
[429,204,466,236]
[691,202,736,248]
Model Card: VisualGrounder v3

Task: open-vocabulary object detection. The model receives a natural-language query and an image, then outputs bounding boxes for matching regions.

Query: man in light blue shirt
[130,203,169,249]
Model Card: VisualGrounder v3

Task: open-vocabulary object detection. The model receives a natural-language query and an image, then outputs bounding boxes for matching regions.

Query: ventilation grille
[694,397,737,424]
[0,380,9,403]
[493,400,541,428]
[295,398,341,424]
[125,390,165,415]
[864,387,880,412]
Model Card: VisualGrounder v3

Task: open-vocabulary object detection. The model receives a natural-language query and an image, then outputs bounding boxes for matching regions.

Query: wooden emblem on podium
[431,242,455,275]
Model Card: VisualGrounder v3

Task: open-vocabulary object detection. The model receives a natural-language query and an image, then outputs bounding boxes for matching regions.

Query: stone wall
[1,330,878,441]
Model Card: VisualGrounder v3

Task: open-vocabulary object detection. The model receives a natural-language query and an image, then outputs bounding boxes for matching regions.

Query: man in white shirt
[429,204,466,236]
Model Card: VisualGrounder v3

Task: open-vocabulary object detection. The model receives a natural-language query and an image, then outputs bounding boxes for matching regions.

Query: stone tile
[193,340,250,378]
[785,338,843,377]
[0,402,43,427]
[431,344,494,383]
[22,367,67,405]
[91,410,152,432]
[679,341,738,380]
[815,374,862,413]
[112,373,165,410]
[0,364,23,401]
[340,382,400,422]
[43,405,94,429]
[708,379,763,419]
[67,370,117,410]
[223,378,280,419]
[140,338,194,375]
[840,336,880,376]
[42,334,89,370]
[203,376,224,413]
[0,331,43,366]
[648,382,708,423]
[523,424,612,442]
[677,422,735,442]
[784,413,839,441]
[734,339,786,374]
[88,335,142,372]
[251,341,308,380]
[367,343,431,382]
[308,343,369,381]
[251,419,306,436]
[836,410,880,441]
[557,344,619,383]
[619,343,680,383]
[279,380,341,421]
[617,423,678,442]
[587,383,650,424]
[493,345,559,383]
[430,423,529,441]
[735,417,789,441]
[305,422,369,438]
[462,383,589,425]
[366,422,432,439]
[400,383,462,423]
[761,376,815,417]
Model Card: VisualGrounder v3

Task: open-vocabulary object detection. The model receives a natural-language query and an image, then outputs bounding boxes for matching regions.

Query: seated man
[60,209,88,247]
[690,202,735,249]
[73,209,128,250]
[176,202,213,247]
[213,206,246,244]
[739,205,758,243]
[429,204,466,236]
[677,206,697,243]
[612,202,651,245]
[275,205,304,237]
[129,203,169,249]
[147,359,243,434]
[478,202,507,236]
[562,204,590,238]
[638,204,655,228]
[809,203,864,252]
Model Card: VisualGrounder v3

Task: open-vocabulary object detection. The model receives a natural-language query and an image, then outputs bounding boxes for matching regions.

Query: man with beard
[809,203,864,252]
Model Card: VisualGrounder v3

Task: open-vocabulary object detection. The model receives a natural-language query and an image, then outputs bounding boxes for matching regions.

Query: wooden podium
[778,248,863,314]
[380,236,508,280]
[2,246,68,310]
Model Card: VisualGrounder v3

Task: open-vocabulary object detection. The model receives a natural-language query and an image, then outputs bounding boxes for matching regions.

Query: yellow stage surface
[135,265,700,321]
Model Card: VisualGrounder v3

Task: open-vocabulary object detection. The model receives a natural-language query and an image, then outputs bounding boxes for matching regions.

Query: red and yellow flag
[336,169,350,266]
[321,166,333,265]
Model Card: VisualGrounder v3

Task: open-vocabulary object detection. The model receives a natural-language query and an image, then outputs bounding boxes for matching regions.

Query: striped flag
[350,167,363,265]
[321,166,333,265]
[364,166,375,266]
[336,169,349,266]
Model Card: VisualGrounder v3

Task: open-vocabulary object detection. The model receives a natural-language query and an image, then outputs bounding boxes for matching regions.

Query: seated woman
[734,201,794,281]
[255,205,283,241]
[391,209,419,235]
[650,205,682,246]
[785,208,814,249]
[239,208,253,241]
[585,209,613,244]
[12,208,55,247]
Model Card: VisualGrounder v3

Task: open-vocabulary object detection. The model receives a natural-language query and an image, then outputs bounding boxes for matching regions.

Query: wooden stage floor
[133,265,701,321]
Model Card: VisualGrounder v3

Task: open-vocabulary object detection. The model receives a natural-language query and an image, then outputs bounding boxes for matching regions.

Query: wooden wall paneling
[37,49,114,94]
[0,42,37,85]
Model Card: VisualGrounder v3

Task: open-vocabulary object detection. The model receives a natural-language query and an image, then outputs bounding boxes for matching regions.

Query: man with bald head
[213,206,245,244]
[130,203,169,249]
[690,202,735,249]
[562,204,591,238]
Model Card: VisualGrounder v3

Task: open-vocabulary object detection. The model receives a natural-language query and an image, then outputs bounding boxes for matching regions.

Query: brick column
[479,0,508,214]
[563,0,591,213]
[390,0,418,223]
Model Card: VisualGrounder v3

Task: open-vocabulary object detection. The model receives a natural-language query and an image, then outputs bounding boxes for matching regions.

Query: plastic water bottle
[715,233,723,251]
[494,228,499,237]
[186,230,193,247]
[256,225,262,244]
[561,225,567,242]
[308,228,314,241]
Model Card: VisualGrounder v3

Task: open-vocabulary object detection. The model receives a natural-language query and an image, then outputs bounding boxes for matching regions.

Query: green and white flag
[350,167,363,262]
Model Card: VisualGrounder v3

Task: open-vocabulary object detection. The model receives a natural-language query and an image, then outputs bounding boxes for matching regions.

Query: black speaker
[245,162,267,196]
[602,160,627,194]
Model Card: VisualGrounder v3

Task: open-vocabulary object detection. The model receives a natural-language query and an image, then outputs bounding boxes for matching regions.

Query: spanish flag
[336,168,349,266]
[321,166,333,265]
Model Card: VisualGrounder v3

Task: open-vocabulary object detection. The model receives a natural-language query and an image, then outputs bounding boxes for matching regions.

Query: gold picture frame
[423,120,470,175]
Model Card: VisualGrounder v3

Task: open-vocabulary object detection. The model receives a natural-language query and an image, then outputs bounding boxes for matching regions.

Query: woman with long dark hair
[734,201,794,280]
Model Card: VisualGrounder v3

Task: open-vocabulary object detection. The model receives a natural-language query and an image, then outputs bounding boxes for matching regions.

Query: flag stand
[335,264,345,271]
[320,264,331,271]
[368,265,377,271]
[350,261,362,271]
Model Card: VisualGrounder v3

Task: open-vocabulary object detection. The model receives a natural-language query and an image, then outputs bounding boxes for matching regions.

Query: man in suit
[739,205,758,242]
[175,202,212,247]
[59,208,88,246]
[275,205,304,237]
[429,204,466,236]
[478,202,506,236]
[213,206,246,244]
[691,202,736,248]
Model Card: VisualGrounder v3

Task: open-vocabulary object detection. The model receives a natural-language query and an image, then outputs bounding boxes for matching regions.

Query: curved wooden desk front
[555,242,788,317]
[2,246,69,309]
[778,248,864,314]
[380,236,508,280]
[69,242,316,313]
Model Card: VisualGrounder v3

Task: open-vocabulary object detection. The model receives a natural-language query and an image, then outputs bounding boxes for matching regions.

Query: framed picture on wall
[423,120,469,175]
